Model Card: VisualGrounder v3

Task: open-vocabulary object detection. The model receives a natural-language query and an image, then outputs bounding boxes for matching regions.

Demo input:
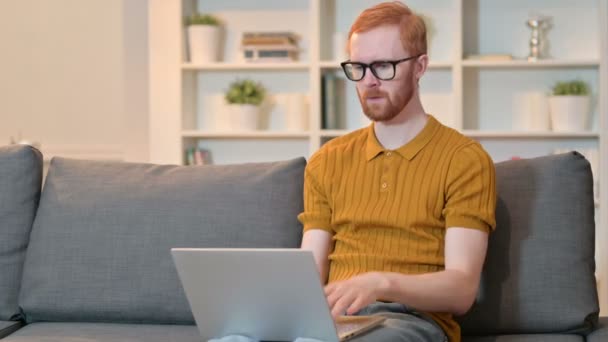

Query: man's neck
[373,99,428,150]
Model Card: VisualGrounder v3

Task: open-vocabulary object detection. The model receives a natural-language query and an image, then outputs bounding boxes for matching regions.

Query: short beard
[357,73,416,122]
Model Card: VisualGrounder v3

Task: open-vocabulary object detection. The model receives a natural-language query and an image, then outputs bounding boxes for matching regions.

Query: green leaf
[552,80,589,96]
[185,13,220,26]
[225,79,266,106]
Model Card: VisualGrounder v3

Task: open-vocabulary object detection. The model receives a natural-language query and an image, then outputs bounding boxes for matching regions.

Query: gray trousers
[209,302,448,342]
[349,302,448,342]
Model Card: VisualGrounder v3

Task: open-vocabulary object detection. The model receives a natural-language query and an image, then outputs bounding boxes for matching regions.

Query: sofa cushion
[458,152,598,335]
[0,145,43,320]
[587,317,608,342]
[0,322,199,342]
[0,321,24,339]
[19,157,305,324]
[463,335,583,342]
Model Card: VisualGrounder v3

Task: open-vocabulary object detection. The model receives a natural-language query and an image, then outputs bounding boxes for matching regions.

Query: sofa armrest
[587,317,608,342]
[0,321,24,339]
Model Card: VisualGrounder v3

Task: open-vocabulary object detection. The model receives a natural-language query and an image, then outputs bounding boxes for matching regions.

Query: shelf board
[462,130,599,139]
[183,59,597,70]
[321,130,599,139]
[182,62,310,71]
[181,130,310,139]
[461,59,600,68]
[319,61,453,69]
[320,129,351,137]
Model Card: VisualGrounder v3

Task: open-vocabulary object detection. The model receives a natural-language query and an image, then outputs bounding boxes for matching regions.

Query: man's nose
[360,68,380,87]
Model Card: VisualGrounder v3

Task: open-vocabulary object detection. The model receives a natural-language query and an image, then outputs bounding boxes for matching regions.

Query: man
[298,2,497,342]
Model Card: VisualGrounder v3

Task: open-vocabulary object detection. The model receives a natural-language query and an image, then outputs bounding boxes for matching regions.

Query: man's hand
[324,272,388,319]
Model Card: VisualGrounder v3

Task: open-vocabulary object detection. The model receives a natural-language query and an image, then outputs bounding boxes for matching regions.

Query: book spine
[325,74,337,129]
[194,150,203,165]
[186,148,195,166]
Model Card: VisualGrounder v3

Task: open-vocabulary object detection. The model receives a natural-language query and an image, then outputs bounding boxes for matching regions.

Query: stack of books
[241,32,300,63]
[185,147,212,166]
[321,73,346,129]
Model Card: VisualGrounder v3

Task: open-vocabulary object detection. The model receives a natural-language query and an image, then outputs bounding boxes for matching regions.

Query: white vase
[230,104,259,131]
[548,95,591,132]
[206,94,231,131]
[187,25,221,63]
[285,93,309,131]
[513,91,550,131]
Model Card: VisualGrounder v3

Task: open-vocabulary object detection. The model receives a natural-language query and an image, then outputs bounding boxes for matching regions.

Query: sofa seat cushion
[0,322,199,342]
[458,152,598,335]
[0,321,24,339]
[463,334,583,342]
[0,145,43,320]
[19,157,306,324]
[587,317,608,342]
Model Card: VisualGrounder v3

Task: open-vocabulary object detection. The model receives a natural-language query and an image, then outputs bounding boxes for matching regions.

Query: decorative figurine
[526,14,551,62]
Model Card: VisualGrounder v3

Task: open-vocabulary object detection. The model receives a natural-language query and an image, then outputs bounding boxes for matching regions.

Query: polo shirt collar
[365,115,440,162]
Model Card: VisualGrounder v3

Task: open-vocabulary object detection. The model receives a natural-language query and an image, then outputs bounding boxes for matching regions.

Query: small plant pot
[187,25,221,63]
[548,95,591,132]
[230,104,259,131]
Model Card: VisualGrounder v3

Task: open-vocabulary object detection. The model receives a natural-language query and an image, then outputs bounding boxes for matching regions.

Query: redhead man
[298,2,497,341]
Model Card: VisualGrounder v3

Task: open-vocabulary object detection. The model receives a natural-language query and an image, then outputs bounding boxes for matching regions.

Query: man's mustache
[363,90,388,99]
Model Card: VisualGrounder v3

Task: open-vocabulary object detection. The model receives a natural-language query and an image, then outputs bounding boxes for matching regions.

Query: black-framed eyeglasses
[340,54,422,81]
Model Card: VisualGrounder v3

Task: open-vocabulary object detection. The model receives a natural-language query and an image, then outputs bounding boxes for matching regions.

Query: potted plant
[185,13,221,63]
[225,79,266,130]
[548,80,591,132]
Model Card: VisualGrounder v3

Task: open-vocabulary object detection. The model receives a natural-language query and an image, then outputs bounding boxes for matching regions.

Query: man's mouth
[366,96,384,102]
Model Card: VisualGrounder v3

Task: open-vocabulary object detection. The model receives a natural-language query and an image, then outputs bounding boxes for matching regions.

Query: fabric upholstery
[458,152,598,335]
[0,321,24,339]
[0,145,42,320]
[586,317,608,342]
[0,322,199,342]
[19,157,305,324]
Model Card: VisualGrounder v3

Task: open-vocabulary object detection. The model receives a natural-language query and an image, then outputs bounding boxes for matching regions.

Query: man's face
[349,25,419,122]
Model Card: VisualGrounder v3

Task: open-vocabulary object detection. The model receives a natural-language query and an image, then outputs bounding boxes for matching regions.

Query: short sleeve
[297,153,334,234]
[442,143,497,233]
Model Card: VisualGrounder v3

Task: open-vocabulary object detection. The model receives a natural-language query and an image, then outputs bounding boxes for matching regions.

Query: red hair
[347,1,427,56]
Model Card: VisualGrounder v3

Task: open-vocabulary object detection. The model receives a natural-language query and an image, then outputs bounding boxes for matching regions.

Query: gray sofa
[0,144,605,342]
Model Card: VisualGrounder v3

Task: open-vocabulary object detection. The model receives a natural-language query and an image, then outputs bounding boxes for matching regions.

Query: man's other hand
[324,272,389,319]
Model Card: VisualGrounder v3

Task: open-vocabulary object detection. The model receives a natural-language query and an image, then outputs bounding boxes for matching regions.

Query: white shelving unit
[319,60,454,69]
[462,59,600,68]
[181,130,310,139]
[182,62,311,71]
[461,131,600,139]
[149,0,608,314]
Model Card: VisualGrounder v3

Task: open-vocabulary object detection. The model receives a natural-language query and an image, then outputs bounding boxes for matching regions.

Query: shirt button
[386,151,392,157]
[381,182,388,189]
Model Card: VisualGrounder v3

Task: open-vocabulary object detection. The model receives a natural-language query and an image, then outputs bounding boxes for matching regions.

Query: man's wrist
[373,272,393,300]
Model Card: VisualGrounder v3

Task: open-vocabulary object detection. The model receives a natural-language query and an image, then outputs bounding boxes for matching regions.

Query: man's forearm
[309,252,329,284]
[376,270,478,316]
[300,229,333,284]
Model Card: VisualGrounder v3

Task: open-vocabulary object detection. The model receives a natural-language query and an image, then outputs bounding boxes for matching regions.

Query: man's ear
[415,54,429,81]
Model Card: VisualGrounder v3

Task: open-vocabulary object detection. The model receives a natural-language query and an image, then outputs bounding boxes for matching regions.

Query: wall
[0,0,149,162]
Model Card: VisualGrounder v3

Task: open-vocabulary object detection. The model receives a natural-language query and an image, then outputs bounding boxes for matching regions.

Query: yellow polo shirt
[297,115,496,342]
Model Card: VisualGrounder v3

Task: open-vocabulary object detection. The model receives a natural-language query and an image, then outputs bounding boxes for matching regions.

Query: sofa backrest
[0,145,43,320]
[459,152,599,335]
[18,157,305,324]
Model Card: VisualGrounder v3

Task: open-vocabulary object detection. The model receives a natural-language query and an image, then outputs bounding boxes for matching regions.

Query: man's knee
[349,317,447,342]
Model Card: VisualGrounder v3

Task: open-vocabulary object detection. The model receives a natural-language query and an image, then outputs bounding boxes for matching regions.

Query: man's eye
[351,64,364,72]
[373,62,392,71]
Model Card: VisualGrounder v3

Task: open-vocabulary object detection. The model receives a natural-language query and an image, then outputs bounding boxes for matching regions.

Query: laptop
[171,248,385,342]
